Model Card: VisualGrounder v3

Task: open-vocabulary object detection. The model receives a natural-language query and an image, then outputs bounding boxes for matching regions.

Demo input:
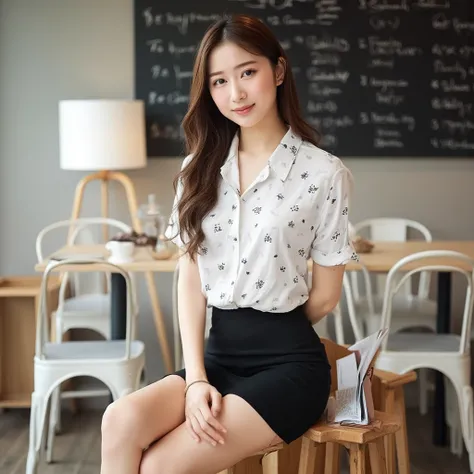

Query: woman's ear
[275,57,286,86]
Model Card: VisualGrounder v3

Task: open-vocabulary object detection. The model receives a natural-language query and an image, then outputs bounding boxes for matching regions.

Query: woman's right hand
[184,382,227,446]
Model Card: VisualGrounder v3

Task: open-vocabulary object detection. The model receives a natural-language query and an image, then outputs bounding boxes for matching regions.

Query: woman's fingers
[210,390,223,418]
[185,416,200,442]
[190,414,220,446]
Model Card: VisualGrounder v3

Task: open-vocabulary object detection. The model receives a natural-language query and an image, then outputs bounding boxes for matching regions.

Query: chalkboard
[134,1,474,157]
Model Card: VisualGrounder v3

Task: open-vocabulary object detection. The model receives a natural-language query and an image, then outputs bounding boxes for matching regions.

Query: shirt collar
[220,127,303,183]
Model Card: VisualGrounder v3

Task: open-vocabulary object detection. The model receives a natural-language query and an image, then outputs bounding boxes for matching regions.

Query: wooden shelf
[0,276,60,408]
[0,393,32,408]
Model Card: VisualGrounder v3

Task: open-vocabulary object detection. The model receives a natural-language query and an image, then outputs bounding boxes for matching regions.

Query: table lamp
[59,99,147,238]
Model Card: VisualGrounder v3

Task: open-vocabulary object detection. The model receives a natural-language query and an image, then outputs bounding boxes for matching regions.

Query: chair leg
[26,392,49,474]
[418,369,429,416]
[261,451,278,474]
[26,395,39,474]
[446,378,463,456]
[46,387,61,463]
[368,439,387,474]
[457,384,474,472]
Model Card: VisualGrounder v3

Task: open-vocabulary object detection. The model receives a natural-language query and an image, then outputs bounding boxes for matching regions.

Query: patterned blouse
[165,127,358,313]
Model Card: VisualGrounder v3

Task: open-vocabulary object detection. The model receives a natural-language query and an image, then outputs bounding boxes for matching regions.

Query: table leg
[110,272,173,373]
[433,271,451,446]
[110,273,127,340]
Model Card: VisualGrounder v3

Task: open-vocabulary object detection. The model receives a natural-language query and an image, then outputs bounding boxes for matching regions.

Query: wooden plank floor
[0,405,471,473]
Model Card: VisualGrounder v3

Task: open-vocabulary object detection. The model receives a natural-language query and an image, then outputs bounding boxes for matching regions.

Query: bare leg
[100,375,185,474]
[139,394,283,474]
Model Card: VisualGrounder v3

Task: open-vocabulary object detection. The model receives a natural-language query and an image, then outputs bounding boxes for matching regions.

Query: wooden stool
[299,410,400,474]
[298,338,401,474]
[321,369,416,474]
[217,442,284,474]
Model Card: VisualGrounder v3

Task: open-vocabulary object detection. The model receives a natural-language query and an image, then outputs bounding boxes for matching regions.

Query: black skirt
[173,305,331,444]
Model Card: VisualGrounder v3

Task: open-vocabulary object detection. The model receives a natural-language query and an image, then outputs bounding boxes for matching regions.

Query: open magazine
[332,328,389,425]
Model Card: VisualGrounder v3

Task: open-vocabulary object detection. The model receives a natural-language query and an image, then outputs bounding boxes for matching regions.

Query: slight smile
[233,104,255,115]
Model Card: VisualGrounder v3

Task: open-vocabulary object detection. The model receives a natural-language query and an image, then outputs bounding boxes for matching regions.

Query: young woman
[100,14,357,474]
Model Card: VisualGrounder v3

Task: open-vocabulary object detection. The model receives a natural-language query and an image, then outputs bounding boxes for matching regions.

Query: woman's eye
[212,78,225,86]
[242,69,256,78]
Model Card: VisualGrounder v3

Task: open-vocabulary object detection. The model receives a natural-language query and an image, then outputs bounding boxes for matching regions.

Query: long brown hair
[173,14,320,260]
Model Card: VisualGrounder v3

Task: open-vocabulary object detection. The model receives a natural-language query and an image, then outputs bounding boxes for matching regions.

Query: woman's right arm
[177,251,207,384]
[177,251,227,446]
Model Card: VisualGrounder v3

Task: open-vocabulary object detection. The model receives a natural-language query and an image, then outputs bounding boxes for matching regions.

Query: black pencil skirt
[172,305,331,444]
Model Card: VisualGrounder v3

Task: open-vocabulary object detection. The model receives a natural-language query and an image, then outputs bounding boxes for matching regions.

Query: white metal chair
[36,217,139,342]
[36,218,141,454]
[26,258,145,473]
[351,218,436,416]
[374,250,474,471]
[351,218,436,336]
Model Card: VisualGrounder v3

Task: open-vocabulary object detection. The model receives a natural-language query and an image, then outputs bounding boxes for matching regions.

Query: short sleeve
[310,165,358,266]
[164,154,193,248]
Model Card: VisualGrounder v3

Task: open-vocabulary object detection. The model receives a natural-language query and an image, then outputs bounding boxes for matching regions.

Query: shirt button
[233,237,238,241]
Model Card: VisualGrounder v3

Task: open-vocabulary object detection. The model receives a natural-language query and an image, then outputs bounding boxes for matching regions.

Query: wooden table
[346,240,474,272]
[36,240,474,446]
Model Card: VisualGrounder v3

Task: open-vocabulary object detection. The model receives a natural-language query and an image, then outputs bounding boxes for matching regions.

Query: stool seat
[305,411,400,445]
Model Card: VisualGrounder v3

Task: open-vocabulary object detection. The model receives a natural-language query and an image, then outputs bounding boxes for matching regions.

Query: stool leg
[324,442,340,474]
[395,387,411,474]
[349,444,366,474]
[261,451,278,474]
[368,439,387,474]
[298,437,319,474]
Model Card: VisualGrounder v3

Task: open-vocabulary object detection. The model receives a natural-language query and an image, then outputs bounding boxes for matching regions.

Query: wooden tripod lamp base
[69,170,142,234]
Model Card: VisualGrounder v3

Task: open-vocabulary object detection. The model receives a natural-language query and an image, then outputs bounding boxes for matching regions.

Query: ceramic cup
[105,241,135,264]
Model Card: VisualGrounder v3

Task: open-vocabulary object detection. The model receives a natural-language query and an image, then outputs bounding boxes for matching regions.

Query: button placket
[229,196,241,301]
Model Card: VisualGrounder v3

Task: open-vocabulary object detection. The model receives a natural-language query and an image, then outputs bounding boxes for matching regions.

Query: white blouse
[165,128,358,313]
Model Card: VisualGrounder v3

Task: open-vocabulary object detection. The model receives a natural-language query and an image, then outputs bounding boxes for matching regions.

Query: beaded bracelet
[184,379,210,396]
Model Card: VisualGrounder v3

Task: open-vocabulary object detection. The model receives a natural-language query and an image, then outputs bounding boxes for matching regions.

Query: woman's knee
[101,397,144,448]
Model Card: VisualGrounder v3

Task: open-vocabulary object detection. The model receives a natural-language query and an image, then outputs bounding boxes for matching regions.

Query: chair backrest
[36,258,136,360]
[36,218,132,298]
[380,250,474,354]
[352,218,433,299]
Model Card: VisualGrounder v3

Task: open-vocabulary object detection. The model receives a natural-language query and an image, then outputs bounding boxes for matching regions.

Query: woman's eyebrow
[209,60,258,78]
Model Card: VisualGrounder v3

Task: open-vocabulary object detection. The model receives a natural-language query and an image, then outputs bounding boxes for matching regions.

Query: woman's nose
[231,83,247,103]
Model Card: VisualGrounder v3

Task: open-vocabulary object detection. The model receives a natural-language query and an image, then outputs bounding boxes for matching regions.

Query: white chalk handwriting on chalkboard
[136,1,474,156]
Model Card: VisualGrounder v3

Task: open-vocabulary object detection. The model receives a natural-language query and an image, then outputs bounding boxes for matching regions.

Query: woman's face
[208,41,284,128]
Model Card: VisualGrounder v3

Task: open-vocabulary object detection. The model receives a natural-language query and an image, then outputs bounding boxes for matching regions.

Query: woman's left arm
[305,264,345,324]
[306,164,358,324]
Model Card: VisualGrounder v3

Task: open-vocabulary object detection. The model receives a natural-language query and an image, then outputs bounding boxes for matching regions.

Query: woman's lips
[233,104,255,115]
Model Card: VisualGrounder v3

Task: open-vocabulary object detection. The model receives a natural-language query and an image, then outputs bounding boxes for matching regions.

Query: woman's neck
[238,113,288,158]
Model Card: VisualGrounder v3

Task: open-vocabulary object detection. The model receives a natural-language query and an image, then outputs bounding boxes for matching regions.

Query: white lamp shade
[59,100,147,170]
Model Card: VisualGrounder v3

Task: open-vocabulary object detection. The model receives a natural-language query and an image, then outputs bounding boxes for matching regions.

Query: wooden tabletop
[35,245,179,273]
[349,240,474,272]
[34,241,474,274]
